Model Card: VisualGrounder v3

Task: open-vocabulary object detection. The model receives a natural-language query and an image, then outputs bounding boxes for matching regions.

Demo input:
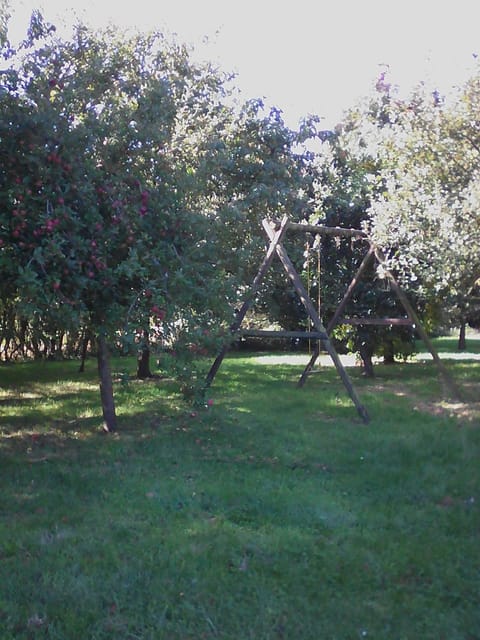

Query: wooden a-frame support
[205,216,462,423]
[297,237,463,401]
[206,216,370,423]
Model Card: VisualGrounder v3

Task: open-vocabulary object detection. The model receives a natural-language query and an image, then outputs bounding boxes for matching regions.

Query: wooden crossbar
[285,221,367,239]
[238,329,328,340]
[337,317,414,326]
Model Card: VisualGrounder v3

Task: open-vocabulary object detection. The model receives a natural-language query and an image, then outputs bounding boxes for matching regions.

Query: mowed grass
[0,339,479,639]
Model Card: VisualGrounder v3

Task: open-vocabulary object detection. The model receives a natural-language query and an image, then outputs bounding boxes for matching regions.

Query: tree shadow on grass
[0,358,97,385]
[0,371,187,468]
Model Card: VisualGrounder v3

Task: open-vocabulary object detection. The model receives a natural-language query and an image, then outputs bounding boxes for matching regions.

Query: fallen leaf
[438,495,456,508]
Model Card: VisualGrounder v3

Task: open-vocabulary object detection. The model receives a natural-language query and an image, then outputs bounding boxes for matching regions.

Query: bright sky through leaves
[8,0,480,128]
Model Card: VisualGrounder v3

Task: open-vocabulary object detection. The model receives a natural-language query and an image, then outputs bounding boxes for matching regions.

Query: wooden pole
[262,219,370,423]
[326,244,376,331]
[298,243,375,388]
[239,329,328,340]
[336,317,413,326]
[373,246,464,401]
[205,215,290,387]
[287,221,368,238]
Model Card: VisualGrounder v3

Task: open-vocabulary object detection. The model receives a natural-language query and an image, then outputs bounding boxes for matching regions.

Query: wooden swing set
[205,216,461,423]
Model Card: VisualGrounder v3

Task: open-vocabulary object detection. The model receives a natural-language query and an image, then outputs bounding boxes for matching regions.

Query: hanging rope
[305,239,312,354]
[303,235,322,355]
[315,234,321,320]
[313,234,321,358]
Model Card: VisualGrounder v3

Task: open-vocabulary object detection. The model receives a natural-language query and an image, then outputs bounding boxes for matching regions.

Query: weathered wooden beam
[286,221,368,239]
[297,343,322,388]
[298,243,375,388]
[262,219,370,423]
[205,215,290,388]
[326,244,376,333]
[238,329,328,340]
[373,246,464,401]
[336,317,414,326]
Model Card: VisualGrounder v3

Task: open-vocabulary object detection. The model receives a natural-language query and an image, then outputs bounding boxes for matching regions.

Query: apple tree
[0,19,242,429]
[298,85,418,375]
[196,101,320,335]
[366,69,480,345]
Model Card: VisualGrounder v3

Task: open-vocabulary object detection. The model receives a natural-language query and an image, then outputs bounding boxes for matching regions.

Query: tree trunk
[58,331,65,356]
[359,344,375,377]
[458,321,467,351]
[136,330,153,379]
[79,328,91,373]
[19,318,28,358]
[97,333,117,432]
[383,339,396,365]
[31,334,42,360]
[49,337,56,360]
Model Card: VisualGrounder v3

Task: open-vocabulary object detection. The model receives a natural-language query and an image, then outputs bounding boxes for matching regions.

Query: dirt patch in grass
[413,399,480,424]
[365,377,480,424]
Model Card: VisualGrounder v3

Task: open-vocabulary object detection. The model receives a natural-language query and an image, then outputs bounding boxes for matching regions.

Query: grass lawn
[0,337,479,639]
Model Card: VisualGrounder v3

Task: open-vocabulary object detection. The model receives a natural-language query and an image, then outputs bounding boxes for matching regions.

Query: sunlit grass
[0,344,479,639]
